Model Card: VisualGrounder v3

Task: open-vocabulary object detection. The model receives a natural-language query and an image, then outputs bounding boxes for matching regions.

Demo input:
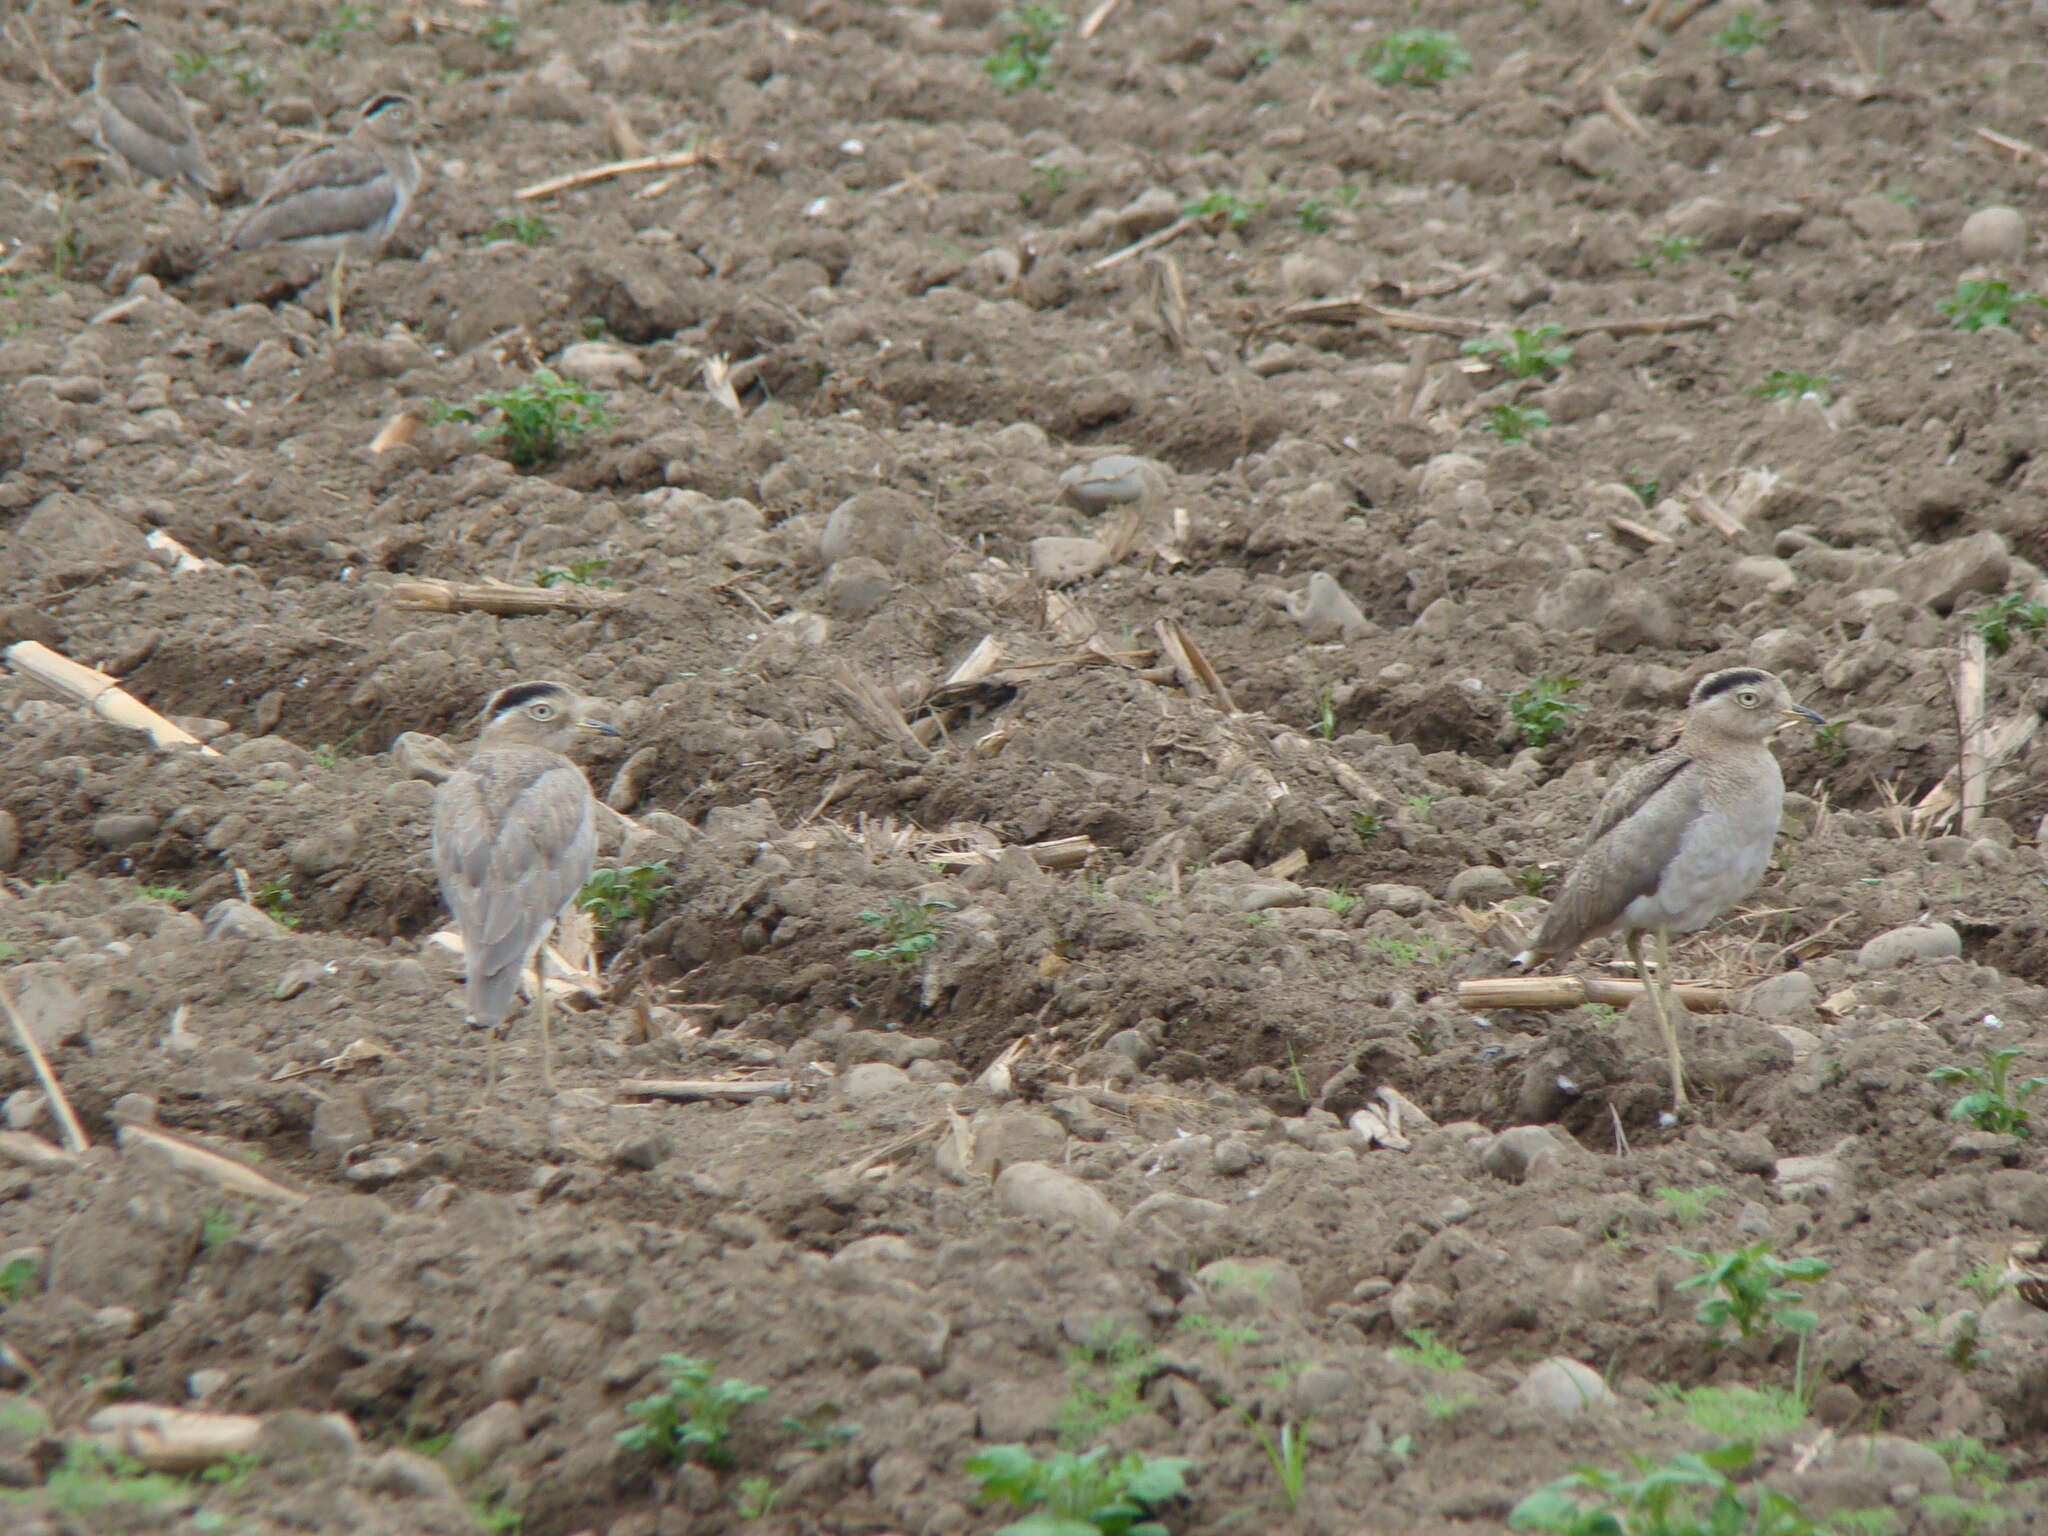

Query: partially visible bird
[1515,668,1827,1114]
[2010,1242,2048,1314]
[214,90,421,332]
[82,3,222,202]
[432,681,620,1093]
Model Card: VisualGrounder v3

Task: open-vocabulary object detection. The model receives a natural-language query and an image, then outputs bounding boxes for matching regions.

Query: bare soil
[4,1,2048,1532]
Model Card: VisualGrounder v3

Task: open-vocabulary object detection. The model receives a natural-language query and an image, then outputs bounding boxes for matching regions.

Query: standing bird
[83,4,222,201]
[214,90,421,332]
[432,682,620,1093]
[1514,668,1826,1114]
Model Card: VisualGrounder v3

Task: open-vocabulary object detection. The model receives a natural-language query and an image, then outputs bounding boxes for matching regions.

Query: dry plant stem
[515,146,721,200]
[390,578,625,615]
[0,978,90,1153]
[1953,630,1988,834]
[830,661,931,758]
[86,1404,264,1474]
[1459,974,1728,1012]
[1078,0,1125,39]
[1972,126,2048,167]
[116,1122,307,1204]
[617,1079,796,1103]
[1910,685,2045,834]
[4,641,222,756]
[1154,618,1236,712]
[1090,215,1196,273]
[0,1130,82,1172]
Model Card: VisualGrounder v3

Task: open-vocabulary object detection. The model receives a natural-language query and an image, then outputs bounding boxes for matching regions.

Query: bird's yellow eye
[1735,690,1761,708]
[529,702,558,721]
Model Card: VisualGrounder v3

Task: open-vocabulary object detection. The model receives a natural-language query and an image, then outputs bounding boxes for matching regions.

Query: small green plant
[1939,278,2047,332]
[1929,1047,2046,1138]
[1422,1390,1477,1420]
[1957,1264,2006,1305]
[1669,1240,1828,1339]
[1350,809,1382,846]
[1507,675,1585,747]
[616,1355,768,1470]
[168,49,219,80]
[983,4,1066,92]
[482,212,554,245]
[1623,470,1662,506]
[1462,324,1571,379]
[1713,9,1783,52]
[251,877,301,928]
[1321,891,1356,918]
[1177,1312,1259,1362]
[199,1204,245,1254]
[1516,863,1553,896]
[1633,233,1700,270]
[779,1406,859,1450]
[1655,1184,1730,1229]
[1652,1383,1807,1440]
[1750,368,1837,405]
[1244,910,1273,928]
[1311,683,1338,740]
[733,1476,780,1519]
[532,557,612,588]
[1055,1325,1155,1447]
[1406,792,1435,817]
[1511,1442,1818,1536]
[1963,592,2048,657]
[136,882,189,905]
[1361,936,1422,964]
[965,1444,1189,1536]
[851,896,954,966]
[478,11,521,51]
[0,1255,36,1305]
[575,862,672,937]
[1,1441,186,1515]
[49,195,83,283]
[1483,403,1550,442]
[1184,188,1266,231]
[1928,1436,2012,1495]
[1296,198,1335,233]
[1581,1001,1619,1026]
[429,369,616,468]
[1391,1327,1465,1373]
[1810,719,1846,757]
[1361,27,1470,86]
[309,1,377,54]
[1240,1411,1310,1510]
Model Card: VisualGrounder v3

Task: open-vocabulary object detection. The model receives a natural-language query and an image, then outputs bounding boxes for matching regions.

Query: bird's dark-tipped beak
[1784,703,1828,727]
[579,718,623,738]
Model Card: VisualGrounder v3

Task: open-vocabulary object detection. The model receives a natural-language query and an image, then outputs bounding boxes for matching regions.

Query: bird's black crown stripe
[487,681,568,716]
[1692,668,1768,703]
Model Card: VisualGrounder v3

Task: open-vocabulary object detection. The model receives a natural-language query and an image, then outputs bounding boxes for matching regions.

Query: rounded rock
[1512,1357,1615,1418]
[993,1161,1120,1238]
[1856,921,1961,970]
[1958,205,2026,262]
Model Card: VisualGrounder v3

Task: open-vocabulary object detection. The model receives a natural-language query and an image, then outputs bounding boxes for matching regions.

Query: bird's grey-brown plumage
[432,682,618,1091]
[86,7,221,199]
[220,91,420,258]
[1518,667,1825,1111]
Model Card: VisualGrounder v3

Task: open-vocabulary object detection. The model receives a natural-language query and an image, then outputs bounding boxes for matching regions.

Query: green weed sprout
[1929,1047,2046,1138]
[1508,675,1585,747]
[430,369,616,467]
[1633,233,1700,270]
[1751,369,1836,405]
[1963,592,2048,657]
[251,877,301,928]
[1713,9,1782,53]
[576,862,672,936]
[1312,684,1338,740]
[1184,188,1265,231]
[309,2,376,54]
[1390,1326,1465,1372]
[1511,1442,1820,1534]
[1483,403,1550,442]
[1939,278,2047,332]
[532,558,612,588]
[852,896,953,966]
[1655,1184,1730,1229]
[1241,1411,1310,1510]
[1462,324,1571,379]
[0,1254,36,1304]
[965,1444,1189,1536]
[1669,1240,1828,1339]
[1362,28,1469,86]
[617,1355,768,1470]
[479,11,521,51]
[983,5,1065,92]
[482,211,553,245]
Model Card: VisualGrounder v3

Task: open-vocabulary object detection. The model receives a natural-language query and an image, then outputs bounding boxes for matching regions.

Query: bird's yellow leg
[538,982,555,1092]
[327,251,347,333]
[1655,929,1689,1111]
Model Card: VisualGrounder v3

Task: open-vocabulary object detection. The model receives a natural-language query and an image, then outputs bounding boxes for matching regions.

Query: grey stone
[1512,1357,1615,1418]
[1841,194,1918,241]
[1058,454,1166,512]
[1196,1256,1305,1317]
[1445,866,1517,905]
[0,810,18,869]
[1730,554,1797,594]
[1856,921,1961,969]
[1211,1138,1255,1176]
[839,1062,913,1102]
[993,1161,1120,1237]
[446,1400,526,1474]
[1534,569,1677,650]
[820,556,894,619]
[288,821,360,877]
[1121,1192,1230,1232]
[203,900,286,942]
[1893,531,2009,614]
[255,1409,361,1473]
[1740,971,1817,1018]
[1112,189,1181,240]
[4,964,89,1049]
[609,1132,670,1171]
[964,1105,1066,1177]
[481,1346,539,1401]
[90,813,158,849]
[841,1298,951,1372]
[1561,115,1635,178]
[361,1447,459,1500]
[1291,1366,1350,1414]
[1775,1138,1855,1202]
[555,340,645,388]
[1286,571,1370,637]
[1481,1125,1568,1184]
[818,490,947,576]
[1,1092,46,1132]
[1235,880,1305,912]
[1958,205,2025,262]
[1360,883,1432,916]
[1790,1434,1951,1517]
[390,731,458,783]
[309,1092,373,1158]
[1028,536,1112,586]
[18,492,145,575]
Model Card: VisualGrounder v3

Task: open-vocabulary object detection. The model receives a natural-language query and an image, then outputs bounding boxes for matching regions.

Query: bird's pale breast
[1624,773,1783,934]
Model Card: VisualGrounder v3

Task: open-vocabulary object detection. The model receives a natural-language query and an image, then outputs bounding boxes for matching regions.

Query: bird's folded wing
[1534,754,1701,953]
[108,77,197,149]
[434,762,596,989]
[229,146,397,246]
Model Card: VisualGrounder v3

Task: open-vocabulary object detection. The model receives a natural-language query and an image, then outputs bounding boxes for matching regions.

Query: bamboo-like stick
[617,1079,796,1103]
[4,641,221,756]
[0,978,90,1153]
[390,578,625,615]
[116,1123,307,1204]
[515,145,722,201]
[86,1405,265,1473]
[1089,215,1196,273]
[1460,975,1729,1012]
[1953,630,1988,835]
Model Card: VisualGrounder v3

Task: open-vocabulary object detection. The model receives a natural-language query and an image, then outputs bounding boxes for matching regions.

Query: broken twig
[1460,974,1729,1013]
[0,978,89,1154]
[390,577,626,616]
[515,144,723,200]
[4,641,221,756]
